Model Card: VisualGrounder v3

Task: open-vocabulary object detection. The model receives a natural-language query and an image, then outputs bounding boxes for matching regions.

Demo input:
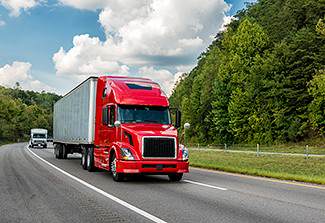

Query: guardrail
[187,143,325,157]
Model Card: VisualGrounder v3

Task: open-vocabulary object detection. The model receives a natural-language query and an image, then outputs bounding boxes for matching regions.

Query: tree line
[0,84,61,143]
[170,0,325,144]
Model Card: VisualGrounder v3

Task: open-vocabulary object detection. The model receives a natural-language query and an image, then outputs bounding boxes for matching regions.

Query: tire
[54,144,63,159]
[86,147,95,172]
[57,144,64,159]
[54,144,58,158]
[62,144,67,159]
[110,153,124,181]
[43,144,47,149]
[81,146,88,170]
[168,173,183,182]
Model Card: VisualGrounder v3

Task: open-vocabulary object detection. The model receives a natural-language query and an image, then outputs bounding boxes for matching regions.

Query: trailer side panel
[53,77,97,144]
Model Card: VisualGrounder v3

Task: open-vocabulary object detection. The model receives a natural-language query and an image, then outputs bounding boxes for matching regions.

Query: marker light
[180,144,189,161]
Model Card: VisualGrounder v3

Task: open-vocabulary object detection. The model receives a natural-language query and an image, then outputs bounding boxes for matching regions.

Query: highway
[0,143,324,223]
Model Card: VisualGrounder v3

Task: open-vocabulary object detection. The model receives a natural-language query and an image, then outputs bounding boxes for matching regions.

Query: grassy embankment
[190,138,325,155]
[189,149,325,185]
[0,141,11,147]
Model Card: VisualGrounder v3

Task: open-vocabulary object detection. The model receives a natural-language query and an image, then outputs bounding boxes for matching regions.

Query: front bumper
[116,160,189,174]
[31,142,46,146]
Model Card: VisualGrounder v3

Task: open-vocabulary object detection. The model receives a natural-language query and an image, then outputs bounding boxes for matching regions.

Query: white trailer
[53,77,97,158]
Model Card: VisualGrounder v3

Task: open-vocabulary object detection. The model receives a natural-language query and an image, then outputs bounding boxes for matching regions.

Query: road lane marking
[191,167,325,191]
[184,180,227,191]
[26,147,167,223]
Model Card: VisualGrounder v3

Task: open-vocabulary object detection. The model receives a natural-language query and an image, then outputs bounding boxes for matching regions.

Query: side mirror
[175,110,181,129]
[114,120,121,127]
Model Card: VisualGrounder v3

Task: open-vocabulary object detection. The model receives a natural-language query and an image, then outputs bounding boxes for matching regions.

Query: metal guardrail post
[257,144,260,157]
[305,144,309,159]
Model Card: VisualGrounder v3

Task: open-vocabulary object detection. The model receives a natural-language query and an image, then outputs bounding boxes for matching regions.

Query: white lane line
[26,147,167,223]
[184,180,228,191]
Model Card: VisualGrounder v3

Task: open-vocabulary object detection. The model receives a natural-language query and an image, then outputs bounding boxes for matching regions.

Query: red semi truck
[53,76,189,181]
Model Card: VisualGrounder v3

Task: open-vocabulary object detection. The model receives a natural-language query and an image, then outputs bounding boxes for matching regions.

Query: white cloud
[52,34,130,79]
[0,61,54,92]
[0,20,5,26]
[55,0,230,93]
[58,0,108,10]
[219,16,234,32]
[0,0,41,17]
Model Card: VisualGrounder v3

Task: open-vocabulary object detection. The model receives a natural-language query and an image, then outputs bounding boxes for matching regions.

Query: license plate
[156,164,163,170]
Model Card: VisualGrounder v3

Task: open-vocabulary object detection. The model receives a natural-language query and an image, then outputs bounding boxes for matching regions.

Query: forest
[170,0,325,144]
[0,84,61,143]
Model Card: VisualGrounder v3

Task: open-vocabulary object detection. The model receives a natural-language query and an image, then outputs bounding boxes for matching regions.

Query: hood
[119,123,179,160]
[121,123,178,138]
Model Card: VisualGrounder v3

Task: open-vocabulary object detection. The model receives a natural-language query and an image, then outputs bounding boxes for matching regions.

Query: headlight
[120,148,135,160]
[180,144,189,161]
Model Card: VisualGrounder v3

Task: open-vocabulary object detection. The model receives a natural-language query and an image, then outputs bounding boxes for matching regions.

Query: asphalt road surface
[0,143,324,223]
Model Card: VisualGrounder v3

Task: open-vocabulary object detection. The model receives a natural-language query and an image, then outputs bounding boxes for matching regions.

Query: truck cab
[92,76,189,181]
[30,128,48,148]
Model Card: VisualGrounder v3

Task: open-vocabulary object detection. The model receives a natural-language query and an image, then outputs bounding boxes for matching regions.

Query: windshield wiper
[122,119,160,123]
[143,120,159,123]
[122,120,137,123]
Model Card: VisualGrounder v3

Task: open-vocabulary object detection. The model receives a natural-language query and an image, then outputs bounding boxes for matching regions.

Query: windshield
[33,133,46,139]
[118,105,171,124]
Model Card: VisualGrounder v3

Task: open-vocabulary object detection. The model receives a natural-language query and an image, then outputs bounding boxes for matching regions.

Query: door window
[109,105,115,126]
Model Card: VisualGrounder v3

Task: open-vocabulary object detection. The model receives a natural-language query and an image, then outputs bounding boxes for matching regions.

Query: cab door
[105,104,117,145]
[96,104,116,168]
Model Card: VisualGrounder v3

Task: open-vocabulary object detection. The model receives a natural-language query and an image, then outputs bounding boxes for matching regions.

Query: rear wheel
[110,153,124,181]
[54,144,59,158]
[54,144,63,159]
[168,173,183,182]
[86,147,95,172]
[81,146,88,170]
[62,144,67,159]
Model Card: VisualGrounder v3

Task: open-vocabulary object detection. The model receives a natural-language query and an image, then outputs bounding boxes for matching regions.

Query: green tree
[170,0,325,144]
[309,70,325,135]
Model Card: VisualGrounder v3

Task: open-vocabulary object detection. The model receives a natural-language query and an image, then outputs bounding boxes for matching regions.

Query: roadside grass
[190,138,325,155]
[189,150,325,185]
[0,141,12,147]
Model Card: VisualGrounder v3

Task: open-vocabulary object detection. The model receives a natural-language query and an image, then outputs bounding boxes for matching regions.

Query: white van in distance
[30,129,48,148]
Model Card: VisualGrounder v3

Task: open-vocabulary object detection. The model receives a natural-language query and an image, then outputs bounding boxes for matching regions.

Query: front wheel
[110,153,124,182]
[168,173,183,182]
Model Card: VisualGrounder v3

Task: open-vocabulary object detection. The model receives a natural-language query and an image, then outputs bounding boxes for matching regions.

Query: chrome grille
[34,140,45,143]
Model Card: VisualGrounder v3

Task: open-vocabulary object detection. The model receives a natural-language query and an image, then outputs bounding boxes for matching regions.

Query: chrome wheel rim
[111,158,117,176]
[82,152,85,166]
[87,152,90,168]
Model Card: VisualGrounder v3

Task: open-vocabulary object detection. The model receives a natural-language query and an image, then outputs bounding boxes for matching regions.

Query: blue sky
[0,0,255,95]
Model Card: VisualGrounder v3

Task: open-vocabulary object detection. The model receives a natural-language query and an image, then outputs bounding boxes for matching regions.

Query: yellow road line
[190,167,325,190]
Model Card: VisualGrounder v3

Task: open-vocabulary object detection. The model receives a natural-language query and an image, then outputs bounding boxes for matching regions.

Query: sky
[0,0,255,95]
